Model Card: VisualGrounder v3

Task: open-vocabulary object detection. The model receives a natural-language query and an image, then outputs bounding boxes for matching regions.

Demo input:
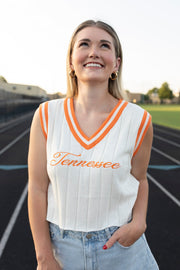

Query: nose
[89,45,99,58]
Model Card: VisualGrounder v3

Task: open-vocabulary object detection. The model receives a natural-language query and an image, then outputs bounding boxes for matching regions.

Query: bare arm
[28,109,61,269]
[104,122,153,249]
[130,121,153,228]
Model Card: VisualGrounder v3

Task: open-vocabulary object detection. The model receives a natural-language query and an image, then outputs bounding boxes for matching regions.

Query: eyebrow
[100,39,112,44]
[78,38,112,44]
[78,38,90,43]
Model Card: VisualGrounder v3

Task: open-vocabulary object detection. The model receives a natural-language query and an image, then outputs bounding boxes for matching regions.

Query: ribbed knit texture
[39,98,151,232]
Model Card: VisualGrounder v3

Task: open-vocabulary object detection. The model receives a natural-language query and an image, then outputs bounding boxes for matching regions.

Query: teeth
[85,63,102,67]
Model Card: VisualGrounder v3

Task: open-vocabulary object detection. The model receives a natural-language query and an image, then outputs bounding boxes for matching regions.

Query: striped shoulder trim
[39,101,49,139]
[133,110,151,156]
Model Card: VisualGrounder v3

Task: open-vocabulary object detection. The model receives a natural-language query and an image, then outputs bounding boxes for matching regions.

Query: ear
[70,63,74,70]
[70,57,74,70]
[70,64,74,71]
[114,57,121,72]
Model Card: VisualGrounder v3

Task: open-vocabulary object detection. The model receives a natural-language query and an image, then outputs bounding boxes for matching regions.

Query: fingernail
[103,245,107,250]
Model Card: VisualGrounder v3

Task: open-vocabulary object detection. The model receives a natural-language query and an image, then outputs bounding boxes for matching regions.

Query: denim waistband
[49,223,119,241]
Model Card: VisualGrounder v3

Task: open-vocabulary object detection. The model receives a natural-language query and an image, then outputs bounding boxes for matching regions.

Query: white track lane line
[0,123,179,259]
[153,134,180,148]
[0,128,30,156]
[0,112,33,134]
[0,183,28,258]
[0,127,30,258]
[153,126,180,139]
[152,146,180,165]
[147,173,180,207]
[0,119,25,134]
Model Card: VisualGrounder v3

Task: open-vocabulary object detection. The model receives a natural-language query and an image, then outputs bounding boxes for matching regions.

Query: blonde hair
[66,20,127,100]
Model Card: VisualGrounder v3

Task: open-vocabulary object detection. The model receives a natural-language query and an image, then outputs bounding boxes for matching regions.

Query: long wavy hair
[66,20,127,100]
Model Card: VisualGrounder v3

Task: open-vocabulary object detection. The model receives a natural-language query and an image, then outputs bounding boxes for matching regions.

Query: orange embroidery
[50,152,81,166]
[50,152,120,169]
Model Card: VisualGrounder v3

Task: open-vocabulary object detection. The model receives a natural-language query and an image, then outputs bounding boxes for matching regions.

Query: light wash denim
[49,222,159,270]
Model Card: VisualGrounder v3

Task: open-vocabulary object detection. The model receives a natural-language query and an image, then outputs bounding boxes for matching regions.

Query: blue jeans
[49,223,159,270]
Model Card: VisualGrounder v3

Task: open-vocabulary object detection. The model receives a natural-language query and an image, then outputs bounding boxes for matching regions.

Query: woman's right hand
[37,257,62,270]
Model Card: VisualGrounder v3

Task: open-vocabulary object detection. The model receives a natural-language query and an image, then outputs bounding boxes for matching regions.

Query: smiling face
[70,27,121,85]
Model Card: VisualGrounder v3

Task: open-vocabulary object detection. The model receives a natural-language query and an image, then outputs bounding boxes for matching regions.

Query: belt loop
[105,226,119,239]
[104,227,112,239]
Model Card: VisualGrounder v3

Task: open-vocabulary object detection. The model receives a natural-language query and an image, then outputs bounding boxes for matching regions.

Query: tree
[158,82,173,102]
[144,94,150,101]
[147,87,159,96]
[0,76,8,83]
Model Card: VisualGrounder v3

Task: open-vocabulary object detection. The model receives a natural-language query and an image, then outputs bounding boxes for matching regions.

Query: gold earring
[110,71,118,80]
[69,70,76,78]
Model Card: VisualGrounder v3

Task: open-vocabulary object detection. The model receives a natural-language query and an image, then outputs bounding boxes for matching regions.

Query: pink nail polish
[103,245,107,250]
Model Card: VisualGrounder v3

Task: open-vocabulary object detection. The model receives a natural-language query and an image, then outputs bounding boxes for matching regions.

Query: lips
[84,62,104,68]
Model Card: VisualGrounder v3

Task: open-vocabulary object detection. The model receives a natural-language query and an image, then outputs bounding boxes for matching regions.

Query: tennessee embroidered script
[50,152,120,169]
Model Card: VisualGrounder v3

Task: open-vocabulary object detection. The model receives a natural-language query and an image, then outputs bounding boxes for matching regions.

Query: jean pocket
[115,235,142,249]
[115,241,133,249]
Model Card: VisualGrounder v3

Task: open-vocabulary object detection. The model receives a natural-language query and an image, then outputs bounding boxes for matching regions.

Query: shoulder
[39,98,65,114]
[125,101,147,115]
[38,98,66,139]
[127,102,152,157]
[44,97,65,108]
[122,101,151,127]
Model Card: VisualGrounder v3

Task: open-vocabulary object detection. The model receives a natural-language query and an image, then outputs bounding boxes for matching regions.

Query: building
[149,92,160,104]
[47,92,66,100]
[0,76,47,100]
[125,91,144,103]
[149,91,180,104]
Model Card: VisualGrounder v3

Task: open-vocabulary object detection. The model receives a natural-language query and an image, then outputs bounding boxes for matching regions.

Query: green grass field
[140,104,180,130]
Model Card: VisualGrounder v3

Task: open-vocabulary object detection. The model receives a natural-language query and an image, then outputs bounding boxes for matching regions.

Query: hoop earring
[69,70,76,78]
[110,71,118,80]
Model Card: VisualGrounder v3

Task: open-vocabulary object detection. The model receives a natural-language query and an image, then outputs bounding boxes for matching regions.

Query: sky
[1,0,180,95]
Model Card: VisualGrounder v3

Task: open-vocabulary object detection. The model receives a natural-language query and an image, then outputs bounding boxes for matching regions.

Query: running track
[0,110,179,270]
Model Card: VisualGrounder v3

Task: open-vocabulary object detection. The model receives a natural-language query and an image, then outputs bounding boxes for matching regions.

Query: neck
[74,81,118,113]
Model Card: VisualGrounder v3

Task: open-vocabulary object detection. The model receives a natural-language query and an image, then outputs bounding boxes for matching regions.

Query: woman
[28,20,159,270]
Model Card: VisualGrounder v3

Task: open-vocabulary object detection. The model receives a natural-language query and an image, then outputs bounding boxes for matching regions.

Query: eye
[101,43,110,49]
[79,42,89,47]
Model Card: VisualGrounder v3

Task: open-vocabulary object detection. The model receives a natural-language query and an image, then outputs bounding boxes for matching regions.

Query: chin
[81,75,108,83]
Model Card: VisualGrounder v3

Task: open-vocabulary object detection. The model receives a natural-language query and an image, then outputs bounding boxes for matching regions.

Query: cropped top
[39,98,151,232]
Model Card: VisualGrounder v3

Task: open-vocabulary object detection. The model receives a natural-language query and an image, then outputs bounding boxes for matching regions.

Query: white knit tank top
[39,98,151,232]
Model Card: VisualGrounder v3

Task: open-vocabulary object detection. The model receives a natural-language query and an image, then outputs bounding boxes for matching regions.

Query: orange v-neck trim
[70,98,122,141]
[64,98,128,150]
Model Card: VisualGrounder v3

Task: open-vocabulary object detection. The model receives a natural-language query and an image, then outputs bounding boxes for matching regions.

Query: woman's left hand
[103,220,146,249]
